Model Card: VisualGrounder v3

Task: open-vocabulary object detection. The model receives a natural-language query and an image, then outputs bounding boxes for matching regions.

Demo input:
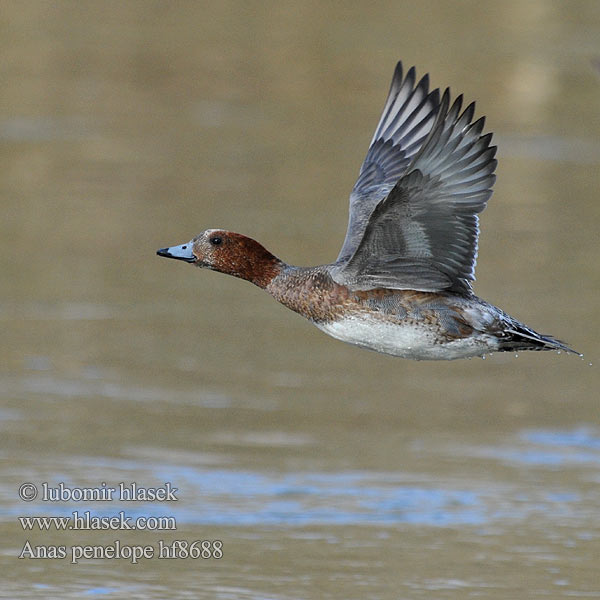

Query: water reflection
[3,427,598,530]
[454,428,600,468]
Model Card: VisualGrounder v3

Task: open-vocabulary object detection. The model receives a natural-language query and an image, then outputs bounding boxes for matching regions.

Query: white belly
[314,315,499,361]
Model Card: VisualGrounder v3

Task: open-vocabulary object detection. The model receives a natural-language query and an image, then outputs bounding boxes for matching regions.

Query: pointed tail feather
[499,325,581,355]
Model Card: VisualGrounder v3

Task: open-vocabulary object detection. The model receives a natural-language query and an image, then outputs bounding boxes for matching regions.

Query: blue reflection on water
[490,449,597,466]
[1,466,487,527]
[2,427,597,529]
[506,427,600,466]
[471,427,600,468]
[522,428,600,450]
[168,472,485,526]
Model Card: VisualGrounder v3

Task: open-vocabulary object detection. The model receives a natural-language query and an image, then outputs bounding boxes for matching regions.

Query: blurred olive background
[1,1,599,599]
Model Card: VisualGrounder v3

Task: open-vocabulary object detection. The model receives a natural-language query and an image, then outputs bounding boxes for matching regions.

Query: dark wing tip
[393,61,403,79]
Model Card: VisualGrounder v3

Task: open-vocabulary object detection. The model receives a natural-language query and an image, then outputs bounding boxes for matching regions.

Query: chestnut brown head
[157,229,282,288]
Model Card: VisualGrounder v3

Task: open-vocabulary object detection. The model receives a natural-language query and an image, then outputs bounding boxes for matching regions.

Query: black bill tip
[156,245,196,263]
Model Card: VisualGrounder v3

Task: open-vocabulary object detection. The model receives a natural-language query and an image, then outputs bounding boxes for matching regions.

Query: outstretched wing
[332,69,497,294]
[336,62,441,263]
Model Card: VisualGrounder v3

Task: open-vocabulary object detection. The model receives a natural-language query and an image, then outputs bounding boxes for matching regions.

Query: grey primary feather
[333,63,497,294]
[336,63,442,264]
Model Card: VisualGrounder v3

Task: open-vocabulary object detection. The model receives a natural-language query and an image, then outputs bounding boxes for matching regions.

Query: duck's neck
[214,235,285,289]
[245,254,285,289]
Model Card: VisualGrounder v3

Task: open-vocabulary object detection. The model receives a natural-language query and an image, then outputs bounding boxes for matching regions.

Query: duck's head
[157,229,282,288]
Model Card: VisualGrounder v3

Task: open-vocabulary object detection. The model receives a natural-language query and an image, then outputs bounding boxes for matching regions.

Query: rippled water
[2,1,600,599]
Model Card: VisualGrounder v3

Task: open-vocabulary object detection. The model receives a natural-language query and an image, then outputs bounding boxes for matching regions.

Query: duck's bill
[156,242,196,263]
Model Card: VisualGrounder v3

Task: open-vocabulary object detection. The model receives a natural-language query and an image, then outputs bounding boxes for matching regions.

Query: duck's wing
[332,74,497,294]
[336,62,442,264]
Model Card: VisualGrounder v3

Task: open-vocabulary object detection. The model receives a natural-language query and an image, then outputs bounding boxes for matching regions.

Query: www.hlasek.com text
[19,511,176,531]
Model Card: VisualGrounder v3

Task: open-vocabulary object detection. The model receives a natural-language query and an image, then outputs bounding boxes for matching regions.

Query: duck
[157,61,579,361]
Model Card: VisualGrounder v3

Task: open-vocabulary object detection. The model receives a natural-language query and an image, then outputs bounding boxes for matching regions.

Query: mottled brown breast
[267,267,354,322]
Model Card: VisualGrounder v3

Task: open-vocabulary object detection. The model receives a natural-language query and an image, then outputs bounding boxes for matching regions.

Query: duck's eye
[209,236,222,246]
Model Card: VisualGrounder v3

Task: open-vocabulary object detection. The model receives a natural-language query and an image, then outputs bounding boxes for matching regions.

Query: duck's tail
[497,320,581,356]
